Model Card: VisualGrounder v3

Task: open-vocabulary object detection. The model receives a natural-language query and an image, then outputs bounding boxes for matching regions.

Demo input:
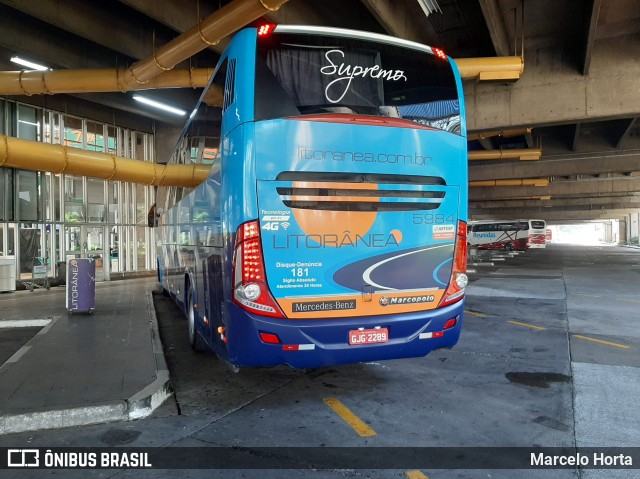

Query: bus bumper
[225,300,465,368]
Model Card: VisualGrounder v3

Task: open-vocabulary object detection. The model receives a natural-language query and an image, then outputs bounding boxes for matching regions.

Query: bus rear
[228,26,467,367]
[527,219,547,248]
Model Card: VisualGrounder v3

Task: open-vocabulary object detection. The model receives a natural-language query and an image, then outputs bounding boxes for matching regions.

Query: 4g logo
[261,222,290,231]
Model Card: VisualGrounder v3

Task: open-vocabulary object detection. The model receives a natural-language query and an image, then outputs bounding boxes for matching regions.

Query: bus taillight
[439,220,468,308]
[232,220,285,318]
[257,24,275,36]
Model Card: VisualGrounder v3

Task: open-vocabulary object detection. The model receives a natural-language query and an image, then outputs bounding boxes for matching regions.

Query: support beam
[0,0,172,61]
[478,0,511,57]
[118,0,227,54]
[360,0,439,45]
[469,177,640,201]
[469,151,640,181]
[471,195,640,210]
[571,124,581,152]
[607,118,637,149]
[582,0,602,75]
[464,36,640,131]
[470,204,640,219]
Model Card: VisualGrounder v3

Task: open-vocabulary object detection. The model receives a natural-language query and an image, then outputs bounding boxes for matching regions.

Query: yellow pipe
[468,149,541,161]
[0,135,209,187]
[456,56,524,81]
[119,0,288,89]
[0,68,214,96]
[469,179,549,187]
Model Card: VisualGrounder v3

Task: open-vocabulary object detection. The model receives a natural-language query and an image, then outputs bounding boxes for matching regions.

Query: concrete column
[603,221,612,243]
[619,218,627,244]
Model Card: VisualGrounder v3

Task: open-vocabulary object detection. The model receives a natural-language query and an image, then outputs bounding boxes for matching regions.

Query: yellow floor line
[620,298,640,303]
[464,310,488,317]
[573,335,630,349]
[507,320,546,330]
[405,471,429,479]
[323,398,376,437]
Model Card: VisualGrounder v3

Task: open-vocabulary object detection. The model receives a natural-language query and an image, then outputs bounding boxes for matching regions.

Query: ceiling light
[132,95,186,116]
[10,56,50,71]
[416,0,441,16]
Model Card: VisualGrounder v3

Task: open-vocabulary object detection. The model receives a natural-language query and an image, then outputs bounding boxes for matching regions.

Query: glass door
[64,225,108,281]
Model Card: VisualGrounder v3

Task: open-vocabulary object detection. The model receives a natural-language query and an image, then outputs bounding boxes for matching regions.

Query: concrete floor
[0,243,638,479]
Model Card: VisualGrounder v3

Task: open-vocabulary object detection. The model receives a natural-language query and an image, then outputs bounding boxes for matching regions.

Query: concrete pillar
[619,218,627,244]
[603,221,612,243]
[630,212,640,244]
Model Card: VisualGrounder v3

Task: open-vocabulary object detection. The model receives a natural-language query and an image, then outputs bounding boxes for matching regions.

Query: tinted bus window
[256,34,461,134]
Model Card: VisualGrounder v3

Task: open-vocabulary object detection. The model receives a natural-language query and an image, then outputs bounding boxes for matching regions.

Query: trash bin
[66,258,96,314]
[0,258,16,292]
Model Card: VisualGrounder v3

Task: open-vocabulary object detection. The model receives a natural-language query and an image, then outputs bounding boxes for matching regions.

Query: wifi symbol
[281,222,291,230]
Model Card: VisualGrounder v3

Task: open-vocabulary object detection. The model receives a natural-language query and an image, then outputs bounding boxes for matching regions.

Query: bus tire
[187,289,207,352]
[504,243,513,251]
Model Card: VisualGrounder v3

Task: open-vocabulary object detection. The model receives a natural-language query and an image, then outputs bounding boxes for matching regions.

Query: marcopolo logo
[380,295,436,306]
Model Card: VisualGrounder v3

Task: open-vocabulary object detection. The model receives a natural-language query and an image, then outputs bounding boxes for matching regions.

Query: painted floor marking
[573,335,630,349]
[323,397,376,437]
[0,319,52,328]
[464,310,488,317]
[405,471,429,479]
[507,320,546,330]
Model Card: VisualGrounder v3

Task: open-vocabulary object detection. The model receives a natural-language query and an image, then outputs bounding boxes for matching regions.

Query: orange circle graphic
[292,181,378,242]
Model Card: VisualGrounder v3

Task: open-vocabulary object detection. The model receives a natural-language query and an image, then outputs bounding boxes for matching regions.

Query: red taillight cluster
[438,220,468,308]
[433,47,447,60]
[232,221,284,318]
[257,24,275,36]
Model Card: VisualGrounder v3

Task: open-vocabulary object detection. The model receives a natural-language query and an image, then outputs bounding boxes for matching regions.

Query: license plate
[349,328,389,345]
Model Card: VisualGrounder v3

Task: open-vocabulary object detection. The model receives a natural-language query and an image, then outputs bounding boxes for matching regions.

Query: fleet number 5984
[412,213,454,224]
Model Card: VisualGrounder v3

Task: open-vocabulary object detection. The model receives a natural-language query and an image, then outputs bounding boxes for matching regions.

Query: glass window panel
[109,226,120,272]
[8,223,15,256]
[0,224,3,255]
[135,133,145,161]
[108,182,120,224]
[63,115,83,149]
[136,226,146,270]
[18,170,38,221]
[52,113,62,145]
[19,224,42,276]
[65,226,82,254]
[86,121,105,152]
[136,184,147,225]
[64,176,84,223]
[87,178,105,222]
[0,169,5,220]
[5,102,15,137]
[17,104,39,140]
[107,126,117,155]
[53,174,61,221]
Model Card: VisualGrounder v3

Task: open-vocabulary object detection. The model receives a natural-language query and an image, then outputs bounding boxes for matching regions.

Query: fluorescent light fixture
[416,0,441,16]
[18,120,39,126]
[133,95,186,116]
[10,56,50,71]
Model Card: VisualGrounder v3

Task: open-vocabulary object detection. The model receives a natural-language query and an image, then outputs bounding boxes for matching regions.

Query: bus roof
[273,25,438,56]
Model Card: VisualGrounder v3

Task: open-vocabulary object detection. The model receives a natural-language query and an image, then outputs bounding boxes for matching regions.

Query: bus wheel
[187,290,207,352]
[505,243,513,251]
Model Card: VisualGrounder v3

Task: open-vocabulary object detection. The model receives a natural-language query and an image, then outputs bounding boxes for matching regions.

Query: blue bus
[154,24,468,368]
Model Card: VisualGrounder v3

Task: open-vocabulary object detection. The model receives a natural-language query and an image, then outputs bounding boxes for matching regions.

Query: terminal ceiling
[0,0,639,223]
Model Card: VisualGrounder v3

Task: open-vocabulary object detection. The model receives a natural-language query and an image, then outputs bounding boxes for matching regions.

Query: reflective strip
[419,331,444,339]
[282,344,316,351]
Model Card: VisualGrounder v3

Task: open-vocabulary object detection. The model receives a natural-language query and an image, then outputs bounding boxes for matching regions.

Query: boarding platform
[0,277,170,435]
